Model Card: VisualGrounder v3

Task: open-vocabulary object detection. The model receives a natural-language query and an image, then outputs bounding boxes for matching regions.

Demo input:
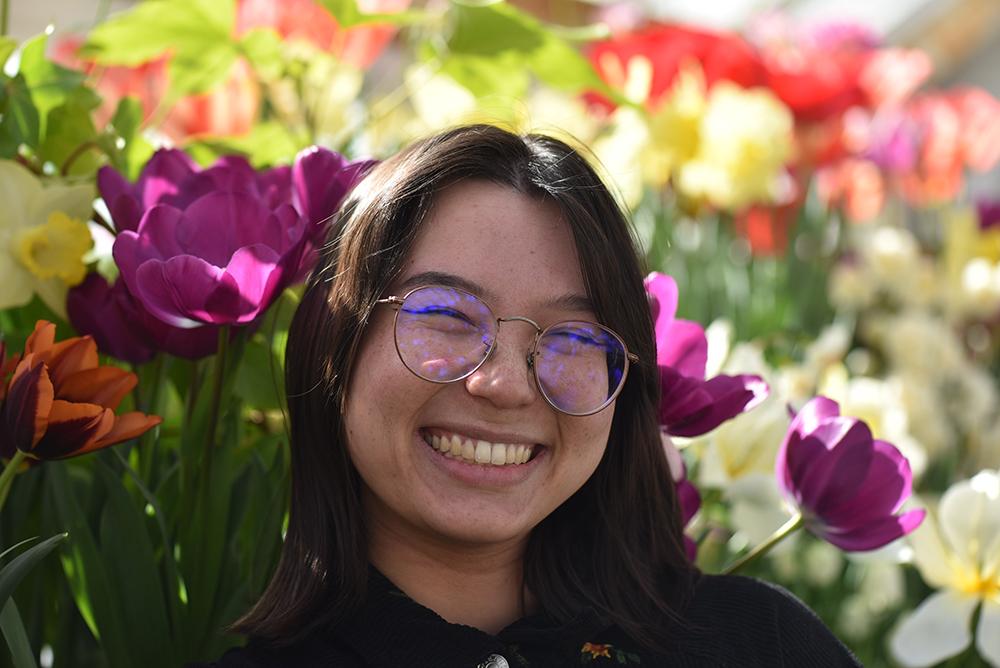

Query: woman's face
[344,180,615,549]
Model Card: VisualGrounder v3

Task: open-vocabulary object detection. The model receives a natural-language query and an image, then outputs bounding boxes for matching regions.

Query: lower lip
[414,432,544,487]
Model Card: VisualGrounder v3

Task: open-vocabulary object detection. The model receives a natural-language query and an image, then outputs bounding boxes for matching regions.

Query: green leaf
[103,96,154,179]
[0,599,38,668]
[442,1,612,97]
[18,33,91,126]
[235,338,285,410]
[316,0,428,28]
[186,121,304,168]
[238,28,284,80]
[0,533,67,610]
[0,73,41,154]
[47,464,133,668]
[37,87,101,176]
[0,37,17,69]
[94,460,175,667]
[82,0,238,96]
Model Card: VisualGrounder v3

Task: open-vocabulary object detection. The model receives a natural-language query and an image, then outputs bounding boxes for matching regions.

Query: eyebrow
[395,271,595,314]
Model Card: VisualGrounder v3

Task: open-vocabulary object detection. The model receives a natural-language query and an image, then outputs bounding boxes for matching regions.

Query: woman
[200,125,860,667]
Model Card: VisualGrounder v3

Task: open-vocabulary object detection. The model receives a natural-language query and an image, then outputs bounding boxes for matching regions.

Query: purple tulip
[67,274,225,361]
[645,272,768,437]
[113,192,307,328]
[98,149,200,233]
[776,396,925,551]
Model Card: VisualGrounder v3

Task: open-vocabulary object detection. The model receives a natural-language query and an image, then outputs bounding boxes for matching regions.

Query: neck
[368,515,534,635]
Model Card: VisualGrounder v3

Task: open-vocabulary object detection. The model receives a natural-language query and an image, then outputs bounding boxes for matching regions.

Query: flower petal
[796,419,874,512]
[57,366,137,410]
[657,318,707,378]
[939,475,1000,571]
[1,356,53,455]
[23,321,57,356]
[30,401,113,460]
[46,336,99,389]
[976,599,1000,668]
[82,411,161,454]
[908,506,960,589]
[133,256,226,328]
[816,438,913,525]
[890,590,977,668]
[644,272,678,346]
[815,508,925,551]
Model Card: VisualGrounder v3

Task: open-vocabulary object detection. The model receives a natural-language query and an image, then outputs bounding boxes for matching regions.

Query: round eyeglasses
[375,285,639,416]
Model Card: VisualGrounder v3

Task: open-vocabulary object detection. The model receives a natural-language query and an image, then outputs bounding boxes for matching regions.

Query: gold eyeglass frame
[375,285,640,416]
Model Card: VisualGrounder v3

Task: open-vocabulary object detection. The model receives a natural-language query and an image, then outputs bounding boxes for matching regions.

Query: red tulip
[588,22,764,111]
[0,322,160,462]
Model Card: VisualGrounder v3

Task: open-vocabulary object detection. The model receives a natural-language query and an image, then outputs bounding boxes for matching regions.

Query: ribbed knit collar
[330,568,612,668]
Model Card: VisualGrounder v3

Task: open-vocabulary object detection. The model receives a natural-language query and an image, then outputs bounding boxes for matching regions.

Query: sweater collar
[330,568,612,667]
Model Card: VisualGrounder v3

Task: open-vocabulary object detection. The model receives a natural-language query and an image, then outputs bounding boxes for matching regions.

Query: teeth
[424,432,537,467]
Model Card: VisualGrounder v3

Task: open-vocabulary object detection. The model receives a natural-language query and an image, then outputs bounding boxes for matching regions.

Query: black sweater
[195,571,861,667]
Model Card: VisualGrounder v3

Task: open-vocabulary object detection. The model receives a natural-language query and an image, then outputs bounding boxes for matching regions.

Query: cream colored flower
[0,160,93,316]
[675,81,793,211]
[890,471,1000,667]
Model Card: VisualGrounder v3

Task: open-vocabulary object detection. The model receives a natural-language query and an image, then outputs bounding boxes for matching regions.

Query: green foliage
[317,0,429,28]
[437,1,618,102]
[82,0,239,96]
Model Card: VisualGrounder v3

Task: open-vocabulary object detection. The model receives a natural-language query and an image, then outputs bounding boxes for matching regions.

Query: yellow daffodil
[0,160,93,317]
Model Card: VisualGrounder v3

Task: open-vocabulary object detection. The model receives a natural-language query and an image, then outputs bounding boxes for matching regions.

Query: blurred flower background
[1,0,999,666]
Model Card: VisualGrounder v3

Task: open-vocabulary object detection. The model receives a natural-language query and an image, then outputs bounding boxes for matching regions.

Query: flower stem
[1,0,9,37]
[722,512,804,575]
[0,450,27,513]
[201,327,230,485]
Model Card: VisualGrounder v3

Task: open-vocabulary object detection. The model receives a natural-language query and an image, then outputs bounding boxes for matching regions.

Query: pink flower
[776,396,925,551]
[645,273,768,437]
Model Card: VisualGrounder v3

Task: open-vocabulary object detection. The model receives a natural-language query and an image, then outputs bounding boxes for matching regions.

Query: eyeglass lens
[393,286,627,414]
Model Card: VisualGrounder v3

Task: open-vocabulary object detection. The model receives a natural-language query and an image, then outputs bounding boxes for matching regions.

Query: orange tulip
[0,321,161,462]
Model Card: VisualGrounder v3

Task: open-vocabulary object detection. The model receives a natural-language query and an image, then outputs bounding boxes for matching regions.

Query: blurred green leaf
[37,88,101,176]
[238,28,284,80]
[0,74,41,154]
[94,460,175,667]
[1,599,38,668]
[443,1,609,97]
[0,533,67,610]
[316,0,428,28]
[47,464,133,668]
[18,34,92,129]
[102,96,155,179]
[0,37,17,69]
[186,121,305,168]
[81,0,238,96]
[235,338,285,410]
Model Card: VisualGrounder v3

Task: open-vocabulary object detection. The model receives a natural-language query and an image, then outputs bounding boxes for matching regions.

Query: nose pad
[464,333,537,408]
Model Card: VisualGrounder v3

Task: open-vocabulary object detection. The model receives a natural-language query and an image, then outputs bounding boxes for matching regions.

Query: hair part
[233,124,694,650]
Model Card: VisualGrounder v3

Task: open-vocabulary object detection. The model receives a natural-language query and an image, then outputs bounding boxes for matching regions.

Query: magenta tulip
[67,274,225,361]
[113,192,307,327]
[645,272,767,437]
[776,396,925,551]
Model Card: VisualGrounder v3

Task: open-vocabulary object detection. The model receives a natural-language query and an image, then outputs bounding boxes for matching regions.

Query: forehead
[397,180,590,312]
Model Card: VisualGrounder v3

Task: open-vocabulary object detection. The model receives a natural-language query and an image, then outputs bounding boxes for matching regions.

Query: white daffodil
[0,160,93,317]
[890,470,1000,667]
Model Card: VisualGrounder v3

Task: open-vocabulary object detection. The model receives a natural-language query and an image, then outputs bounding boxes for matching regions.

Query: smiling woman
[191,125,860,667]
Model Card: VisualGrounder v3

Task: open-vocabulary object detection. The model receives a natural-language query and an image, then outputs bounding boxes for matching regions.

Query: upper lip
[421,424,545,447]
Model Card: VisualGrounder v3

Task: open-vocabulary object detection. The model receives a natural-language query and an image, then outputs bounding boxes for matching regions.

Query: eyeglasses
[375,285,639,416]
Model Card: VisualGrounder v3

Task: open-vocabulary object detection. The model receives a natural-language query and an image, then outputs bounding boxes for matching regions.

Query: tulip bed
[1,2,999,667]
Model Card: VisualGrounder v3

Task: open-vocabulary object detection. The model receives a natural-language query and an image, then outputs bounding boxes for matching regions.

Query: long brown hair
[233,124,693,650]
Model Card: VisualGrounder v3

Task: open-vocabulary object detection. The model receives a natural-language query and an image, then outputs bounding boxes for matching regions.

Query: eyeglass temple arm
[375,296,404,309]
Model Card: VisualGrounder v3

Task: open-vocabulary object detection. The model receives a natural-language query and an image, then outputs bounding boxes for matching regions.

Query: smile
[420,429,536,466]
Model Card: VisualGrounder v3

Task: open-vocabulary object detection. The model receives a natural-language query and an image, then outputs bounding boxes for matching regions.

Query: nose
[464,322,538,409]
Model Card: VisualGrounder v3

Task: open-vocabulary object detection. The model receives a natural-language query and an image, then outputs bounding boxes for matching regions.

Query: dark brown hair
[234,124,693,650]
